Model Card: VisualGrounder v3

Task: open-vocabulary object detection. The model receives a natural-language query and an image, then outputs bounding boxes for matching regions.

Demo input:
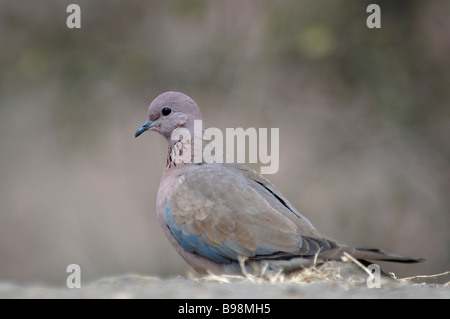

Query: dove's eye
[162,107,172,116]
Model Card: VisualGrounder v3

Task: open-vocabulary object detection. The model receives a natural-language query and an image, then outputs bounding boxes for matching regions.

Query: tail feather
[353,248,424,263]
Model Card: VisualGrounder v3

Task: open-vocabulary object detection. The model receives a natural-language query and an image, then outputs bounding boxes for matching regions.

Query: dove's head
[135,91,203,140]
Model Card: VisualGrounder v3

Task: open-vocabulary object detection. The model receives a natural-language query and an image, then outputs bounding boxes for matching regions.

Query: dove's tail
[353,248,424,263]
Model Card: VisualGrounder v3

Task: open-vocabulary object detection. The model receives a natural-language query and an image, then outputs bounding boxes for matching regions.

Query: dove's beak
[135,120,154,138]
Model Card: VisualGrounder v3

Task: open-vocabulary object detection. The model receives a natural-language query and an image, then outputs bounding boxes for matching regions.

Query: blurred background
[0,0,449,286]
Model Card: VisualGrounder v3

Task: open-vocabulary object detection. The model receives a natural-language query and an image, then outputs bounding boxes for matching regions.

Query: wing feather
[166,163,336,263]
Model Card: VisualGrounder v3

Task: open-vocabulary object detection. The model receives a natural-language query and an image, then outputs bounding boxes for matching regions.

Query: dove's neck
[166,133,205,169]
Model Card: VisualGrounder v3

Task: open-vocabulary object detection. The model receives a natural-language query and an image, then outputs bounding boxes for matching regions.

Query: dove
[135,91,422,275]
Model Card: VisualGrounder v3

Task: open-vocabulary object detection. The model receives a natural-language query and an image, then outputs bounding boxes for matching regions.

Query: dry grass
[188,254,450,289]
[393,270,450,286]
[189,256,370,287]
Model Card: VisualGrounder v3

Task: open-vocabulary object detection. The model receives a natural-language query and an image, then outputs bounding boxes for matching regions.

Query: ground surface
[1,262,448,299]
